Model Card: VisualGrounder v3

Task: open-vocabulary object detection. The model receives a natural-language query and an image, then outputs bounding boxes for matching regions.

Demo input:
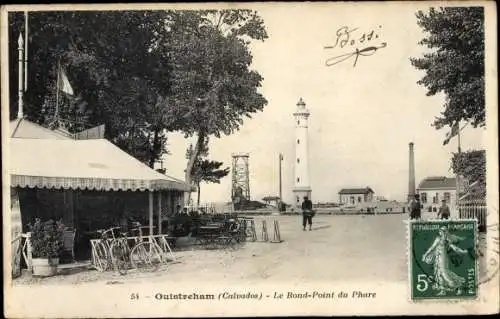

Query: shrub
[29,218,65,259]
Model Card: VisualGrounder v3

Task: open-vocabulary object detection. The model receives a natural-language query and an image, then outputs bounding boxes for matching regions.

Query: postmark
[409,219,478,300]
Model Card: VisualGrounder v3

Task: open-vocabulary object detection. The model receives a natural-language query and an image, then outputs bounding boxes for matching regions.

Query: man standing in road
[437,199,451,220]
[302,196,314,231]
[409,194,421,220]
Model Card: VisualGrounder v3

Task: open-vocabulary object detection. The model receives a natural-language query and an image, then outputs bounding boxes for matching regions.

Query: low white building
[417,176,457,212]
[338,187,375,205]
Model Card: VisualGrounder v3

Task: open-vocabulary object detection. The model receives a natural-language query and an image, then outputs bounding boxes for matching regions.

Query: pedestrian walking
[409,194,421,220]
[301,196,314,231]
[437,199,451,220]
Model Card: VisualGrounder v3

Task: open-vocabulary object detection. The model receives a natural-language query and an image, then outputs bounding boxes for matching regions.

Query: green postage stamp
[408,219,478,301]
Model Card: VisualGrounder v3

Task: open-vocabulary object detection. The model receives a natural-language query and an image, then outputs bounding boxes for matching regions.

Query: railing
[458,199,487,232]
[16,233,33,272]
[11,234,23,278]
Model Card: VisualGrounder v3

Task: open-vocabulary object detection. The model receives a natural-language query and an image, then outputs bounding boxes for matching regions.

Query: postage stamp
[409,219,478,301]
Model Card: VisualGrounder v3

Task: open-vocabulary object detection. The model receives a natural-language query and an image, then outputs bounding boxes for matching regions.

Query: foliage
[28,218,65,259]
[410,7,485,133]
[451,150,486,186]
[161,10,269,187]
[187,142,230,206]
[9,10,268,170]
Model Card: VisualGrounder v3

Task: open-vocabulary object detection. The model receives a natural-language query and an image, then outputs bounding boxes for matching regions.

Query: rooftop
[417,176,456,190]
[338,187,374,195]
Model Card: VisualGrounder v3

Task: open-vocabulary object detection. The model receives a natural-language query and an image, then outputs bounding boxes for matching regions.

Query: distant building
[417,176,457,212]
[338,187,375,205]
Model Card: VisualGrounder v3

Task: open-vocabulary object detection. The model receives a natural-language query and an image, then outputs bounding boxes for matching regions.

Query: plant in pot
[29,218,65,277]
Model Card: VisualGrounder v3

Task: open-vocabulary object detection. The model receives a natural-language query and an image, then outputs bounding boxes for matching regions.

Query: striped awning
[10,138,194,192]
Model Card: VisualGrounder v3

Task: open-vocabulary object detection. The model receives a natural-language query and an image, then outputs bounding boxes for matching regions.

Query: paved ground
[13,213,486,286]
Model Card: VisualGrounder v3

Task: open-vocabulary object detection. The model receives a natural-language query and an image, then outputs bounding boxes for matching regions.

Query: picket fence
[458,199,487,232]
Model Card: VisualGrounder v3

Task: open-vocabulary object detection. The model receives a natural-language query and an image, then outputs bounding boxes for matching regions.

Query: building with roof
[417,176,457,212]
[9,118,194,264]
[338,187,375,205]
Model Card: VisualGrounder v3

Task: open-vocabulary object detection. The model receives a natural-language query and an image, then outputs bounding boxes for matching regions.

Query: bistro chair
[63,228,76,262]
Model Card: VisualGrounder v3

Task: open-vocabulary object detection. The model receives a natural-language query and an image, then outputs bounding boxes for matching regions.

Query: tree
[185,140,229,206]
[8,11,173,167]
[410,7,485,136]
[191,159,230,206]
[9,10,268,175]
[451,150,486,187]
[157,10,268,194]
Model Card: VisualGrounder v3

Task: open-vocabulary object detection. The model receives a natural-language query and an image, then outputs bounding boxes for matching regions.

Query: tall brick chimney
[408,142,416,202]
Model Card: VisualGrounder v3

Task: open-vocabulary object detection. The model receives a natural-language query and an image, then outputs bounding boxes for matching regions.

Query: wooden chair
[63,229,76,262]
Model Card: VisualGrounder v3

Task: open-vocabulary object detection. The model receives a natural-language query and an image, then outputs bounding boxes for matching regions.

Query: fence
[458,199,487,232]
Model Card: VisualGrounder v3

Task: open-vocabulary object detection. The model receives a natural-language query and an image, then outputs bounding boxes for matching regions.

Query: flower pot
[32,257,59,277]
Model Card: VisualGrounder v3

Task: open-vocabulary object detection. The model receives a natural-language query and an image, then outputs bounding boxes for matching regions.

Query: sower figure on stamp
[301,196,314,231]
[437,199,451,220]
[422,226,467,296]
[409,194,421,220]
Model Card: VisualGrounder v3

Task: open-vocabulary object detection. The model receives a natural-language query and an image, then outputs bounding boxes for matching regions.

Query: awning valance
[10,138,194,192]
[10,175,193,192]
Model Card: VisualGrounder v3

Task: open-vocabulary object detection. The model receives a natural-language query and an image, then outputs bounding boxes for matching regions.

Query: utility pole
[278,153,283,210]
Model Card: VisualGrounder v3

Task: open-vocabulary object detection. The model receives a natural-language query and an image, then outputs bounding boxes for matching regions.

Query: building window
[420,192,427,204]
[297,158,300,163]
[435,192,439,203]
[350,196,355,204]
[297,177,300,183]
[297,120,300,125]
[296,196,300,203]
[444,192,451,203]
[297,139,300,144]
[358,196,362,203]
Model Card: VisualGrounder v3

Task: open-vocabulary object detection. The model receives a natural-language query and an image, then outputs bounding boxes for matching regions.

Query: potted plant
[29,218,65,277]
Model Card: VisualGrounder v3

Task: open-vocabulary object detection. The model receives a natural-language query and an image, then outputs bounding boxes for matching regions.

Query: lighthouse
[293,98,312,208]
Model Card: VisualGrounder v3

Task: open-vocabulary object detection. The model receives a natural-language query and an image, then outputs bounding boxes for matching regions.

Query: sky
[160,3,486,204]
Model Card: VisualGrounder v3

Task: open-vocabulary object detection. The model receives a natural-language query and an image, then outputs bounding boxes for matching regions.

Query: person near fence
[437,199,451,220]
[409,194,421,220]
[301,196,314,231]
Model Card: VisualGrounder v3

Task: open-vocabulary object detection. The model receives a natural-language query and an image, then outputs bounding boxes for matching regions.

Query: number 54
[416,274,429,292]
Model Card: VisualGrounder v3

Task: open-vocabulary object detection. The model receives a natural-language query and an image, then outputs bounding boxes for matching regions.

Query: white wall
[339,193,373,205]
[418,189,457,212]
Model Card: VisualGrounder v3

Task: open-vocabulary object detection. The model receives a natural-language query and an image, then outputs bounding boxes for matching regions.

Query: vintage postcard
[2,1,498,317]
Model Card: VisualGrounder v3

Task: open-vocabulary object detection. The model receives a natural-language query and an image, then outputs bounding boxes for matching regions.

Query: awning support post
[149,191,154,235]
[157,192,162,234]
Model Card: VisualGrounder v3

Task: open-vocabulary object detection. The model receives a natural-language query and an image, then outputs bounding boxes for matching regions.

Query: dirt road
[14,214,413,285]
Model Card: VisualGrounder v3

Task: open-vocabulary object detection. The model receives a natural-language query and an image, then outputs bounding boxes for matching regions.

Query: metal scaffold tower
[231,153,250,202]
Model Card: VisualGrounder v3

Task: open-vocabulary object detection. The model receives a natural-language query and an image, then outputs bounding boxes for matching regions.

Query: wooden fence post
[261,220,269,242]
[270,220,282,243]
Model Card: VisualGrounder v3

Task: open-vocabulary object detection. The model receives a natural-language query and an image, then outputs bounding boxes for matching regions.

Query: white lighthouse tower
[293,98,312,208]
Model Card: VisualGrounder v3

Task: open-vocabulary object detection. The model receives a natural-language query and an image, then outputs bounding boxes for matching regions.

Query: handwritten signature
[324,26,387,67]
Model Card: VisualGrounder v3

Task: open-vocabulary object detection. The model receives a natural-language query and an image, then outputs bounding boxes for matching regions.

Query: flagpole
[55,59,60,122]
[455,121,462,215]
[24,11,28,91]
[457,124,462,154]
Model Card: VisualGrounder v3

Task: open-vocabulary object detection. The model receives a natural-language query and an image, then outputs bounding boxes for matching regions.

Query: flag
[443,122,459,146]
[58,68,74,95]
